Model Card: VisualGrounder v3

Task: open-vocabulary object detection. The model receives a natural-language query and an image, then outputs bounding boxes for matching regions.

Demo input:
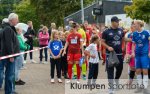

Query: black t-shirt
[102,28,124,54]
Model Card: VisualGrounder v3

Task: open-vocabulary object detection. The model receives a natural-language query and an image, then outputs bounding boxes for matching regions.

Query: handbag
[108,51,120,68]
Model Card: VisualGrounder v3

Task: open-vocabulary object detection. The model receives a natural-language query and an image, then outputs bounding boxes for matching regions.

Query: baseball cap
[111,16,119,22]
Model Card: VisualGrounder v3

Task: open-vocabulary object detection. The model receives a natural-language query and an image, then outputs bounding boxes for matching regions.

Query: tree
[0,0,21,22]
[14,0,40,31]
[124,0,150,23]
[30,0,94,26]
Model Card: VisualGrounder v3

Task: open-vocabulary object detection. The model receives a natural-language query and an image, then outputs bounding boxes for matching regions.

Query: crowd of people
[0,12,150,94]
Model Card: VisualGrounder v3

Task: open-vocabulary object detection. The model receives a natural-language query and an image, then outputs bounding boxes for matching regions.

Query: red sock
[85,60,88,70]
[68,64,73,79]
[76,64,81,79]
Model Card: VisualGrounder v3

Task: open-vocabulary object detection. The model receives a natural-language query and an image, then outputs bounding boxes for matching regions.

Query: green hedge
[33,38,39,47]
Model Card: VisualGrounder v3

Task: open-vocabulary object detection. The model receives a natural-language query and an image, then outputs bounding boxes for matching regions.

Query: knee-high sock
[82,63,87,75]
[143,75,148,89]
[73,64,77,75]
[76,64,81,79]
[137,75,142,87]
[68,64,73,79]
[129,70,135,79]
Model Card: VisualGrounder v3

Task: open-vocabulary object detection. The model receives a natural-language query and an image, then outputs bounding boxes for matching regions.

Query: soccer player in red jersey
[63,23,84,84]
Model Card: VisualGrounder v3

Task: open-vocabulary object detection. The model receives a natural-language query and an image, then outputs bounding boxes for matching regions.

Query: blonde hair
[15,27,22,34]
[51,30,59,41]
[15,27,20,32]
[58,26,64,32]
[51,23,56,29]
[42,26,48,31]
[135,20,145,27]
[64,31,70,38]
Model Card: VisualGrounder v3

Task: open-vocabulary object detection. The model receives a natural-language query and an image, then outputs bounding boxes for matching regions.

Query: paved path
[0,48,137,94]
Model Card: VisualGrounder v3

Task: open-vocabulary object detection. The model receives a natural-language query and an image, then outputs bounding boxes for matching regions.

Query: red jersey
[86,32,90,47]
[67,32,82,54]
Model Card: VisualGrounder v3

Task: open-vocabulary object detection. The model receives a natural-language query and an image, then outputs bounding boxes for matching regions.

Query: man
[0,13,20,94]
[24,21,36,63]
[102,16,125,94]
[0,18,9,90]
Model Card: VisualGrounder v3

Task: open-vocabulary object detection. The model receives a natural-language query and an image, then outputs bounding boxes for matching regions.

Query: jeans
[39,45,48,61]
[24,43,33,60]
[0,60,4,88]
[15,55,24,81]
[50,58,61,79]
[0,59,15,94]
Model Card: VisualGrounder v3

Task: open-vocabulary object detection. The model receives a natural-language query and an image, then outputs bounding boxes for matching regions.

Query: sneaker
[15,79,26,85]
[64,75,68,79]
[39,61,42,64]
[0,86,2,91]
[23,61,27,64]
[82,75,86,80]
[31,60,37,63]
[134,88,143,93]
[143,89,150,94]
[43,61,48,64]
[76,80,80,84]
[66,80,71,84]
[20,66,27,70]
[126,79,133,85]
[13,91,18,94]
[51,79,55,83]
[58,79,62,83]
[109,89,114,94]
[72,75,77,80]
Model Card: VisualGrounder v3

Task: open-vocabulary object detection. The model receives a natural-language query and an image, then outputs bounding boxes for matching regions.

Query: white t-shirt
[85,43,99,63]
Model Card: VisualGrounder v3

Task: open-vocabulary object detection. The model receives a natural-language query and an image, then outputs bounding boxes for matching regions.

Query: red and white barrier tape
[0,46,48,60]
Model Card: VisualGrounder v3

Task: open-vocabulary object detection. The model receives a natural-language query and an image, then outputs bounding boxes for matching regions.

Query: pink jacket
[38,32,49,46]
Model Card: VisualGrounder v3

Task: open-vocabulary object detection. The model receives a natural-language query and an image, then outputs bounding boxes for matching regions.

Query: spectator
[15,27,28,85]
[0,13,20,94]
[24,21,36,63]
[48,23,57,38]
[38,26,49,64]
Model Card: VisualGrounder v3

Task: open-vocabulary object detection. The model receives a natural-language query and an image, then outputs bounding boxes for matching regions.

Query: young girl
[59,31,68,78]
[84,35,100,85]
[15,27,28,85]
[38,26,49,64]
[48,30,63,83]
[125,21,136,85]
[63,23,84,84]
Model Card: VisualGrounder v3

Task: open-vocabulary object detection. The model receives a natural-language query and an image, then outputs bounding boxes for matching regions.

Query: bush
[33,38,39,47]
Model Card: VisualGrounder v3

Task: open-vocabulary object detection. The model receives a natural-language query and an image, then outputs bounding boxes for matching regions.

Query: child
[48,30,63,83]
[59,31,68,79]
[38,26,49,64]
[125,21,136,85]
[84,35,100,85]
[15,27,29,85]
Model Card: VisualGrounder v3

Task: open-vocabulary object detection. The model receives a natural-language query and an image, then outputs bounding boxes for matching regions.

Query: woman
[38,26,49,64]
[132,20,150,93]
[63,22,84,83]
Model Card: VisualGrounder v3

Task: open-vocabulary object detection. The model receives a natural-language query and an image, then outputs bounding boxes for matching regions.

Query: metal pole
[81,0,84,24]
